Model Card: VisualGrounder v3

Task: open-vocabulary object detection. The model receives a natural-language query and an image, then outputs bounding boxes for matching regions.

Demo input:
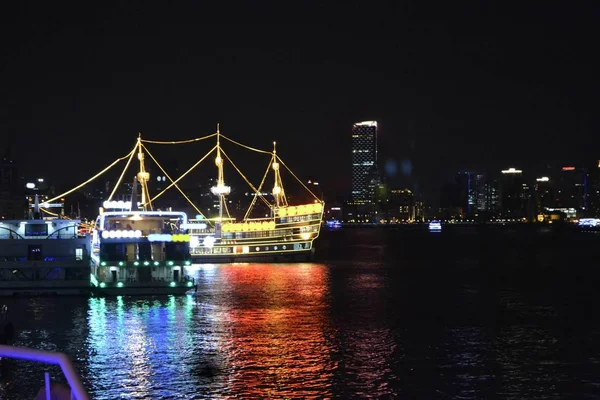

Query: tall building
[534,176,553,215]
[555,166,587,210]
[479,178,500,215]
[0,150,25,219]
[588,162,600,216]
[499,167,531,218]
[351,121,378,204]
[455,171,479,215]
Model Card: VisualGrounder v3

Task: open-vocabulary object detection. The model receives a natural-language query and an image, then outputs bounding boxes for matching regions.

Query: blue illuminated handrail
[0,345,89,400]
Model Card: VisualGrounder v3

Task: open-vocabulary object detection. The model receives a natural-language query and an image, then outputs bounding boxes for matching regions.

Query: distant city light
[536,177,550,182]
[501,167,522,174]
[25,183,35,189]
[562,166,575,171]
[353,121,378,128]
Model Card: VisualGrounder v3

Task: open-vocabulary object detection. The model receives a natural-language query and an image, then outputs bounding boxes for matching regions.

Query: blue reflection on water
[2,228,600,398]
[87,295,214,399]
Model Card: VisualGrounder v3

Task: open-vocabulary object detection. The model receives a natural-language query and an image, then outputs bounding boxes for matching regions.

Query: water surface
[1,226,599,398]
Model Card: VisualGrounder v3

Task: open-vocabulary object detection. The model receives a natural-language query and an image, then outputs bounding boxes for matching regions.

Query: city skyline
[1,2,598,201]
[3,122,600,209]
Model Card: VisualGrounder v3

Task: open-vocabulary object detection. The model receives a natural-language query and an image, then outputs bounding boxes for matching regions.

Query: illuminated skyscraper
[351,121,378,203]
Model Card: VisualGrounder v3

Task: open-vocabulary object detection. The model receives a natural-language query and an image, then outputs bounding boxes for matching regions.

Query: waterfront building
[534,176,553,218]
[499,167,531,218]
[350,121,378,204]
[555,166,588,211]
[388,189,415,222]
[347,121,380,222]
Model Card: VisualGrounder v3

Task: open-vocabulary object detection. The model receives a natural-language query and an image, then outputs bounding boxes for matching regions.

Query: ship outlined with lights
[85,125,323,294]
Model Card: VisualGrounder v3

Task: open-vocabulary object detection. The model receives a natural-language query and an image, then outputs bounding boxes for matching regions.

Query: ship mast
[271,141,287,209]
[136,133,151,211]
[211,124,231,223]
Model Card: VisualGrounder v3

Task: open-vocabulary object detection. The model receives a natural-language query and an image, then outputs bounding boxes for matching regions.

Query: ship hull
[191,248,314,263]
[0,281,91,297]
[91,285,196,296]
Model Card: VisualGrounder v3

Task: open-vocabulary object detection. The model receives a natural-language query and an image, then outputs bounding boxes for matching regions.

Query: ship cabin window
[165,242,187,261]
[138,242,152,261]
[101,243,126,261]
[173,269,179,282]
[75,248,83,261]
[25,224,48,237]
[28,245,43,261]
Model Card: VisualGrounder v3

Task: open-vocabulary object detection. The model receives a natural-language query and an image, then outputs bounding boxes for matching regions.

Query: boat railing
[0,344,89,400]
[0,256,90,263]
[0,233,85,240]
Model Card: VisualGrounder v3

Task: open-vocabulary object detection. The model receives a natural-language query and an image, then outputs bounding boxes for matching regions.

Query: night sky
[1,1,598,203]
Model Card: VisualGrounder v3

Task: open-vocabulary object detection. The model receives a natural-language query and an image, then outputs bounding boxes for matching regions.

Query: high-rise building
[455,171,479,215]
[499,167,531,218]
[483,178,500,215]
[555,166,587,210]
[0,149,26,219]
[351,121,378,204]
[474,174,486,211]
[588,163,600,216]
[534,176,553,215]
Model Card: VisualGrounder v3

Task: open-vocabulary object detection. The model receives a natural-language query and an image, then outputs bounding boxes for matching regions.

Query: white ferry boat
[90,209,196,295]
[0,214,90,296]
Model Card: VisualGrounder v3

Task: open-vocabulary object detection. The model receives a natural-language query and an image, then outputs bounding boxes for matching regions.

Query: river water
[1,226,600,399]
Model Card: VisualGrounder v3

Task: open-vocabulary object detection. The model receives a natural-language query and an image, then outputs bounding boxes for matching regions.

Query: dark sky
[1,1,598,202]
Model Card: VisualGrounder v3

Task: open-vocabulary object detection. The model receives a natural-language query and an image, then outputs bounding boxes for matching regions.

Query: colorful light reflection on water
[2,226,600,398]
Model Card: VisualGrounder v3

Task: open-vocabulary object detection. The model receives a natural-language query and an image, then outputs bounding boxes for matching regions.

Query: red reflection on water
[215,263,335,398]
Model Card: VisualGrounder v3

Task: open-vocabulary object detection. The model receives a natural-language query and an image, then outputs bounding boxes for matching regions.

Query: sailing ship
[88,125,323,294]
[185,126,324,262]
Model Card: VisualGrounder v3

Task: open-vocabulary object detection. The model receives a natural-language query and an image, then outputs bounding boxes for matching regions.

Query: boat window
[101,243,127,261]
[138,242,152,261]
[25,224,48,237]
[165,242,187,261]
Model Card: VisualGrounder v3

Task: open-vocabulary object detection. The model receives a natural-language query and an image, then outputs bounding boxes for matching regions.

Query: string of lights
[145,145,218,205]
[220,134,273,155]
[220,148,272,209]
[276,155,321,202]
[39,130,316,225]
[222,196,232,220]
[141,143,210,223]
[108,141,139,201]
[244,157,273,220]
[44,148,137,204]
[40,207,62,218]
[141,132,217,145]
